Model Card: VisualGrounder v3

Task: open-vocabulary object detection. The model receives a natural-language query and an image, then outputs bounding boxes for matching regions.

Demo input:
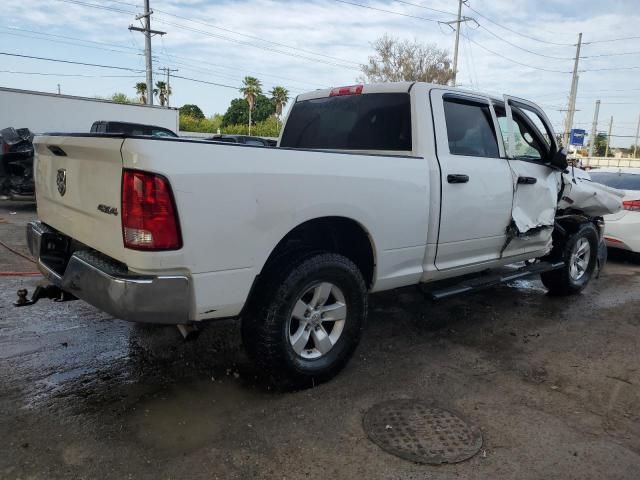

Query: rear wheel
[541,223,599,295]
[241,252,367,387]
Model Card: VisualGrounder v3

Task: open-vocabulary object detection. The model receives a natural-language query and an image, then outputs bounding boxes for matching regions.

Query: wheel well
[260,217,376,288]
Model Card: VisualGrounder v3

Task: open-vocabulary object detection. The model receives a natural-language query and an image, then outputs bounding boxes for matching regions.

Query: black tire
[540,223,599,296]
[241,252,367,388]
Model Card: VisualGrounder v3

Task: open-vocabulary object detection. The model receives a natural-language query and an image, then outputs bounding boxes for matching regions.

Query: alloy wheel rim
[569,238,591,281]
[287,282,347,360]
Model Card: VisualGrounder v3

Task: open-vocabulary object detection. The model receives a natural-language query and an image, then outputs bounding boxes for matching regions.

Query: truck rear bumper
[27,221,191,324]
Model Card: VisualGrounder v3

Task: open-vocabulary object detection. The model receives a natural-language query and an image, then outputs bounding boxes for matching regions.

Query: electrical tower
[441,0,475,87]
[129,0,165,106]
[562,33,582,146]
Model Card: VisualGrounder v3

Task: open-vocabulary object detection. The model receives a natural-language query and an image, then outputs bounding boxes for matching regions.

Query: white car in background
[589,167,640,253]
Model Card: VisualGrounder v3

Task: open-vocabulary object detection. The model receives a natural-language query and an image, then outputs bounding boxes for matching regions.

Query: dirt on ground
[1,200,639,479]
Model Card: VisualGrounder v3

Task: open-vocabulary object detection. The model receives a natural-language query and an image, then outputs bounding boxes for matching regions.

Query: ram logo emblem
[56,169,67,196]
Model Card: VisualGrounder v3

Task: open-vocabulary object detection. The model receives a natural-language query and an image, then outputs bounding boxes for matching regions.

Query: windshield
[589,171,640,191]
[280,93,411,151]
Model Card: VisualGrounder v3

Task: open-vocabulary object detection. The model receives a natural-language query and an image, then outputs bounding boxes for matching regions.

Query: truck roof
[295,81,505,103]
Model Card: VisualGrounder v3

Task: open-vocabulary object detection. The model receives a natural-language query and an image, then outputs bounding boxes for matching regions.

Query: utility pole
[634,113,640,159]
[442,0,473,87]
[605,116,613,158]
[57,84,61,95]
[129,0,165,105]
[588,99,600,157]
[562,32,582,147]
[160,67,178,107]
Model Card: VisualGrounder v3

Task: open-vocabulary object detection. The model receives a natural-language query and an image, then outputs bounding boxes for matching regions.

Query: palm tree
[154,81,172,107]
[240,76,262,135]
[270,86,289,132]
[135,82,147,104]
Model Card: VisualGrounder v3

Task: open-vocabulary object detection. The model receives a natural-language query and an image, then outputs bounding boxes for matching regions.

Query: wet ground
[1,200,639,479]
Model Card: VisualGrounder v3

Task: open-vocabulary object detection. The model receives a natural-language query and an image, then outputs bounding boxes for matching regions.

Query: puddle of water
[127,379,274,453]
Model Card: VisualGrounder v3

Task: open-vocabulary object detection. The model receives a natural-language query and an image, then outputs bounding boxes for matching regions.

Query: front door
[495,97,563,256]
[431,90,514,270]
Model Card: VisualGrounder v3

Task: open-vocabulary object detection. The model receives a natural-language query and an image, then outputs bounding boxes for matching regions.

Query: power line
[460,33,572,73]
[0,29,145,57]
[580,65,640,72]
[57,0,133,15]
[148,6,361,67]
[109,0,360,68]
[584,35,640,45]
[390,0,458,16]
[580,51,640,59]
[476,24,572,60]
[170,74,237,90]
[56,0,361,70]
[0,51,145,72]
[1,23,316,93]
[0,26,140,53]
[0,69,140,78]
[333,0,442,22]
[464,4,574,46]
[153,17,360,71]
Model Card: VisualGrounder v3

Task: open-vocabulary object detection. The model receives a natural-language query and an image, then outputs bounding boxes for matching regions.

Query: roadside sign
[569,129,586,146]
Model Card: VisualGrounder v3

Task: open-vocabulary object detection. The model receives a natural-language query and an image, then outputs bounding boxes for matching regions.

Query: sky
[2,0,640,147]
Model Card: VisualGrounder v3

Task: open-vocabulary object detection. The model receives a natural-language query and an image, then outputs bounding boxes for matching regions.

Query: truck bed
[33,133,432,319]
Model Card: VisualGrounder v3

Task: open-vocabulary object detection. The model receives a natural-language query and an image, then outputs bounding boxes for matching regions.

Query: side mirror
[550,147,568,170]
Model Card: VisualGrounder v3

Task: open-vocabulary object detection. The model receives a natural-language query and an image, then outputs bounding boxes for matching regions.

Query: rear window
[589,172,640,191]
[280,93,411,151]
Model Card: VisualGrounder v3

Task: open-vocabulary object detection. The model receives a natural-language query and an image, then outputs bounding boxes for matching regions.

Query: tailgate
[33,135,126,262]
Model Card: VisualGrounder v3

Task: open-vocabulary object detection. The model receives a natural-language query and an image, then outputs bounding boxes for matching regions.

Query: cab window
[443,97,500,158]
[494,105,550,161]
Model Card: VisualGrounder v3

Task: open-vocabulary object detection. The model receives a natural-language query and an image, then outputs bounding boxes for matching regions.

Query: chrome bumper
[26,221,191,324]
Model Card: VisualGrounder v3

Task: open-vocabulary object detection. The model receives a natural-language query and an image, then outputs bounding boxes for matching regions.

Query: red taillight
[121,170,182,250]
[329,84,363,97]
[623,199,640,211]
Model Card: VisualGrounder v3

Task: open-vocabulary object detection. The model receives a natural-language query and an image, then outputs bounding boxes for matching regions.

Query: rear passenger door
[431,91,514,270]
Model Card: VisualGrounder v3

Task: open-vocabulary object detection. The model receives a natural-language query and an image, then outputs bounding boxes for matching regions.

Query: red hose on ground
[0,239,40,275]
[0,239,36,263]
[0,272,41,276]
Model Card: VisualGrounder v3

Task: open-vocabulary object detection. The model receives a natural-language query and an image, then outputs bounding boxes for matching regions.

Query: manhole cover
[363,399,482,464]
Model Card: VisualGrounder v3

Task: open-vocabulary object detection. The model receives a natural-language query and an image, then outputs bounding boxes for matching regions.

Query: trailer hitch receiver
[14,285,76,307]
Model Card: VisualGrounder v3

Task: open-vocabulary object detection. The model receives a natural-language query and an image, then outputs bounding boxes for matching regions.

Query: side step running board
[424,261,565,300]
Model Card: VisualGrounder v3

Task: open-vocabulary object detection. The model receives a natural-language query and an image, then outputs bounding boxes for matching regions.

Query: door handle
[517,176,537,185]
[447,174,469,184]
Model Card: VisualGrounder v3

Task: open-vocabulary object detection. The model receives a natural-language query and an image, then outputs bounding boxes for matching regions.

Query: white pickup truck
[22,82,623,385]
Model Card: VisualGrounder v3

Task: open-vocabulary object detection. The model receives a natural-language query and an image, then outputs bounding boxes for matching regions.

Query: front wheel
[541,223,599,296]
[241,252,367,387]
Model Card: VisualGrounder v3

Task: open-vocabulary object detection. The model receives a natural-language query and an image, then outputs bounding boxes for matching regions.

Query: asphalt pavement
[1,200,639,479]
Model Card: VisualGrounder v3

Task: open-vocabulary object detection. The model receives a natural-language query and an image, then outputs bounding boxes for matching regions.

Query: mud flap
[595,236,607,279]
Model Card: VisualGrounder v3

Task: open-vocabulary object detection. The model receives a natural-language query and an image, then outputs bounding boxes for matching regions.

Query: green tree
[592,132,609,157]
[239,76,262,135]
[179,113,223,133]
[270,86,289,118]
[134,82,147,104]
[179,104,205,119]
[111,92,133,104]
[359,34,454,85]
[222,95,275,128]
[154,81,172,107]
[222,116,280,137]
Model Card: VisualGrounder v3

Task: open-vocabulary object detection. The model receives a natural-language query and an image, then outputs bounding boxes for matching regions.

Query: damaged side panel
[510,164,562,233]
[558,169,624,216]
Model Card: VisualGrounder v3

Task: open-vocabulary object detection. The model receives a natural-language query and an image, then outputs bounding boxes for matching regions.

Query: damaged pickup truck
[21,82,624,385]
